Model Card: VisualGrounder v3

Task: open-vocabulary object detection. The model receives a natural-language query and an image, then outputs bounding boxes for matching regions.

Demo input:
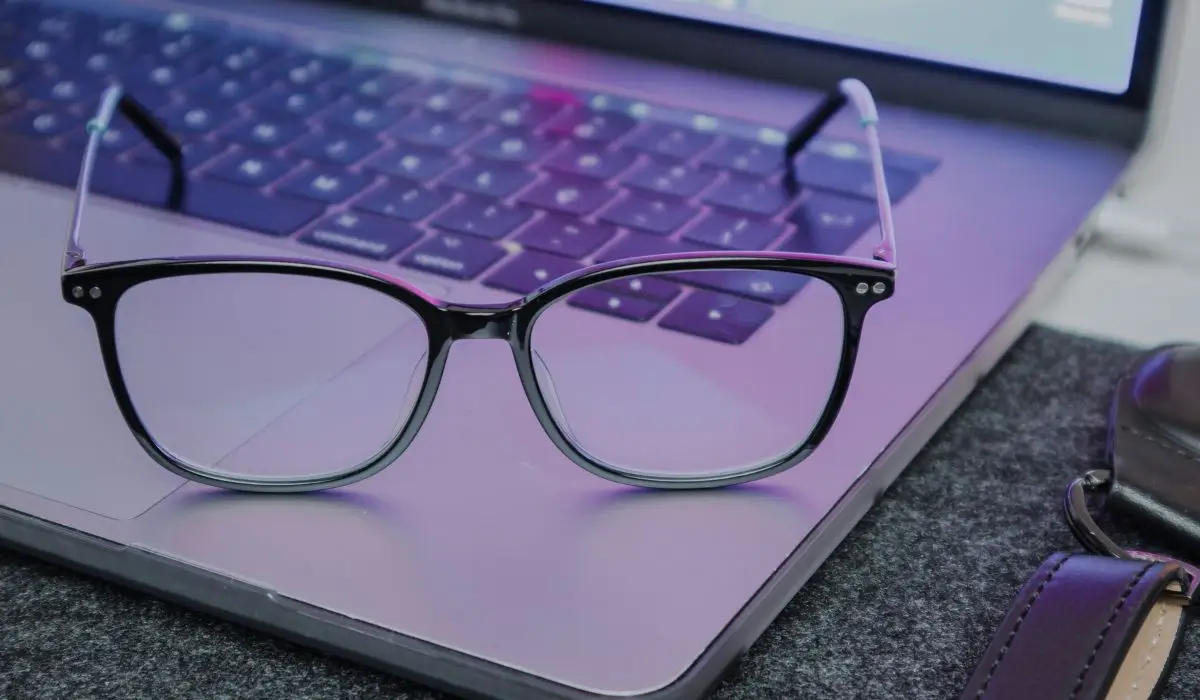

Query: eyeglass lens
[114,272,430,483]
[531,269,845,480]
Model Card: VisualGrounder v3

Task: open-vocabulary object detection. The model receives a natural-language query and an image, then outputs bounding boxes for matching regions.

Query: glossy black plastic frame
[60,83,898,494]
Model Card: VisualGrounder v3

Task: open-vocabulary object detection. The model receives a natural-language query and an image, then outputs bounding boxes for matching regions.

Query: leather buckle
[1063,469,1200,603]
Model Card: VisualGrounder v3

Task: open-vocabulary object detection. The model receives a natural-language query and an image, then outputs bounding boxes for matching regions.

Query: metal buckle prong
[1063,469,1200,603]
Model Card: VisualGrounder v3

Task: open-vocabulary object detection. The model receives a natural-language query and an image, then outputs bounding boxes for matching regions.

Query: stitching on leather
[1125,426,1200,465]
[1069,563,1154,700]
[1122,602,1168,700]
[974,555,1071,698]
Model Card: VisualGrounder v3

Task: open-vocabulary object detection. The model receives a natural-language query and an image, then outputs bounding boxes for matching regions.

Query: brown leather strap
[959,553,1191,700]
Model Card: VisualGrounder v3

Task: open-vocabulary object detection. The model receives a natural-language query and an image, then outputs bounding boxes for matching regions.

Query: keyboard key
[250,89,330,119]
[276,168,373,204]
[4,109,80,138]
[213,41,283,77]
[599,193,699,235]
[782,192,880,256]
[161,103,239,134]
[155,11,227,36]
[276,53,352,90]
[809,137,942,175]
[390,112,479,149]
[397,81,490,114]
[702,176,792,217]
[0,63,26,91]
[183,180,326,237]
[363,145,456,181]
[322,101,408,133]
[546,108,637,143]
[206,152,301,188]
[334,69,418,102]
[682,213,785,250]
[299,211,422,260]
[595,233,701,263]
[156,11,223,36]
[290,132,381,166]
[468,129,556,164]
[95,18,149,51]
[543,141,637,180]
[130,139,226,171]
[187,74,259,104]
[61,117,140,153]
[471,93,564,129]
[430,198,532,240]
[441,161,536,199]
[792,154,922,204]
[355,181,452,221]
[7,38,58,64]
[70,50,121,80]
[624,123,715,160]
[517,176,614,216]
[700,138,780,176]
[598,275,682,304]
[658,290,773,345]
[567,288,665,323]
[28,11,82,39]
[400,233,506,280]
[125,63,191,105]
[621,161,716,198]
[24,76,95,104]
[484,251,584,295]
[673,268,808,304]
[514,216,616,259]
[226,118,306,150]
[148,32,214,66]
[160,13,228,36]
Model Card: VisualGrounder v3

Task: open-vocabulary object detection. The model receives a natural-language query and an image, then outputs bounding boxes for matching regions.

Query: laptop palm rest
[0,179,452,519]
[0,178,847,696]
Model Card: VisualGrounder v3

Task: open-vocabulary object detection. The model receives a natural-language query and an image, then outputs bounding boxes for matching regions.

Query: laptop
[0,0,1170,697]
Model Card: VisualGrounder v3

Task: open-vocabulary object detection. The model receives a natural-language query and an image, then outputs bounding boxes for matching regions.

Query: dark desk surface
[2,326,1198,699]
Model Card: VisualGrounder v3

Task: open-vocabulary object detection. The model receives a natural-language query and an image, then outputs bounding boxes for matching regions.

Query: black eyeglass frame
[61,82,898,494]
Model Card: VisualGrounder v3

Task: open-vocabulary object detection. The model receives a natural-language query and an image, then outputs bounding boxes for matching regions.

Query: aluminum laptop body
[0,1,1171,698]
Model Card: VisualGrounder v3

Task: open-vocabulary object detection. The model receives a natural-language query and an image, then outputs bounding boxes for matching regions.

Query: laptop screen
[582,0,1147,95]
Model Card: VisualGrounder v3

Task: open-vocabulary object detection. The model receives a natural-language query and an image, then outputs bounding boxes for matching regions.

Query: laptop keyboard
[0,0,941,345]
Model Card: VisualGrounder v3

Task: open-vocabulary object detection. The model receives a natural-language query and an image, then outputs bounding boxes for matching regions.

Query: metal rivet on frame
[71,286,84,299]
[872,282,887,294]
[855,282,869,295]
[88,286,102,299]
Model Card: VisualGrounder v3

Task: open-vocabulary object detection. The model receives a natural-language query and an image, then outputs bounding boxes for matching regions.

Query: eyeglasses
[61,79,898,494]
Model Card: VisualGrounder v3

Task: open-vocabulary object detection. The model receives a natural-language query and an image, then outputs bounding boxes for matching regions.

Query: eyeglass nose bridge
[444,302,521,342]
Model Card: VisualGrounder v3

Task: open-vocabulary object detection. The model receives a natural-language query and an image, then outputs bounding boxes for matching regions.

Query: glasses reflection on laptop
[60,79,897,494]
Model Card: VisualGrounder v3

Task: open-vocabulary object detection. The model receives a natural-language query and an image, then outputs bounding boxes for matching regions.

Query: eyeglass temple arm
[63,84,184,272]
[784,79,897,266]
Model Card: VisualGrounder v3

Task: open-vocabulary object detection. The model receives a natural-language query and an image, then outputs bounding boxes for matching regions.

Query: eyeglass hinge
[63,251,87,270]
